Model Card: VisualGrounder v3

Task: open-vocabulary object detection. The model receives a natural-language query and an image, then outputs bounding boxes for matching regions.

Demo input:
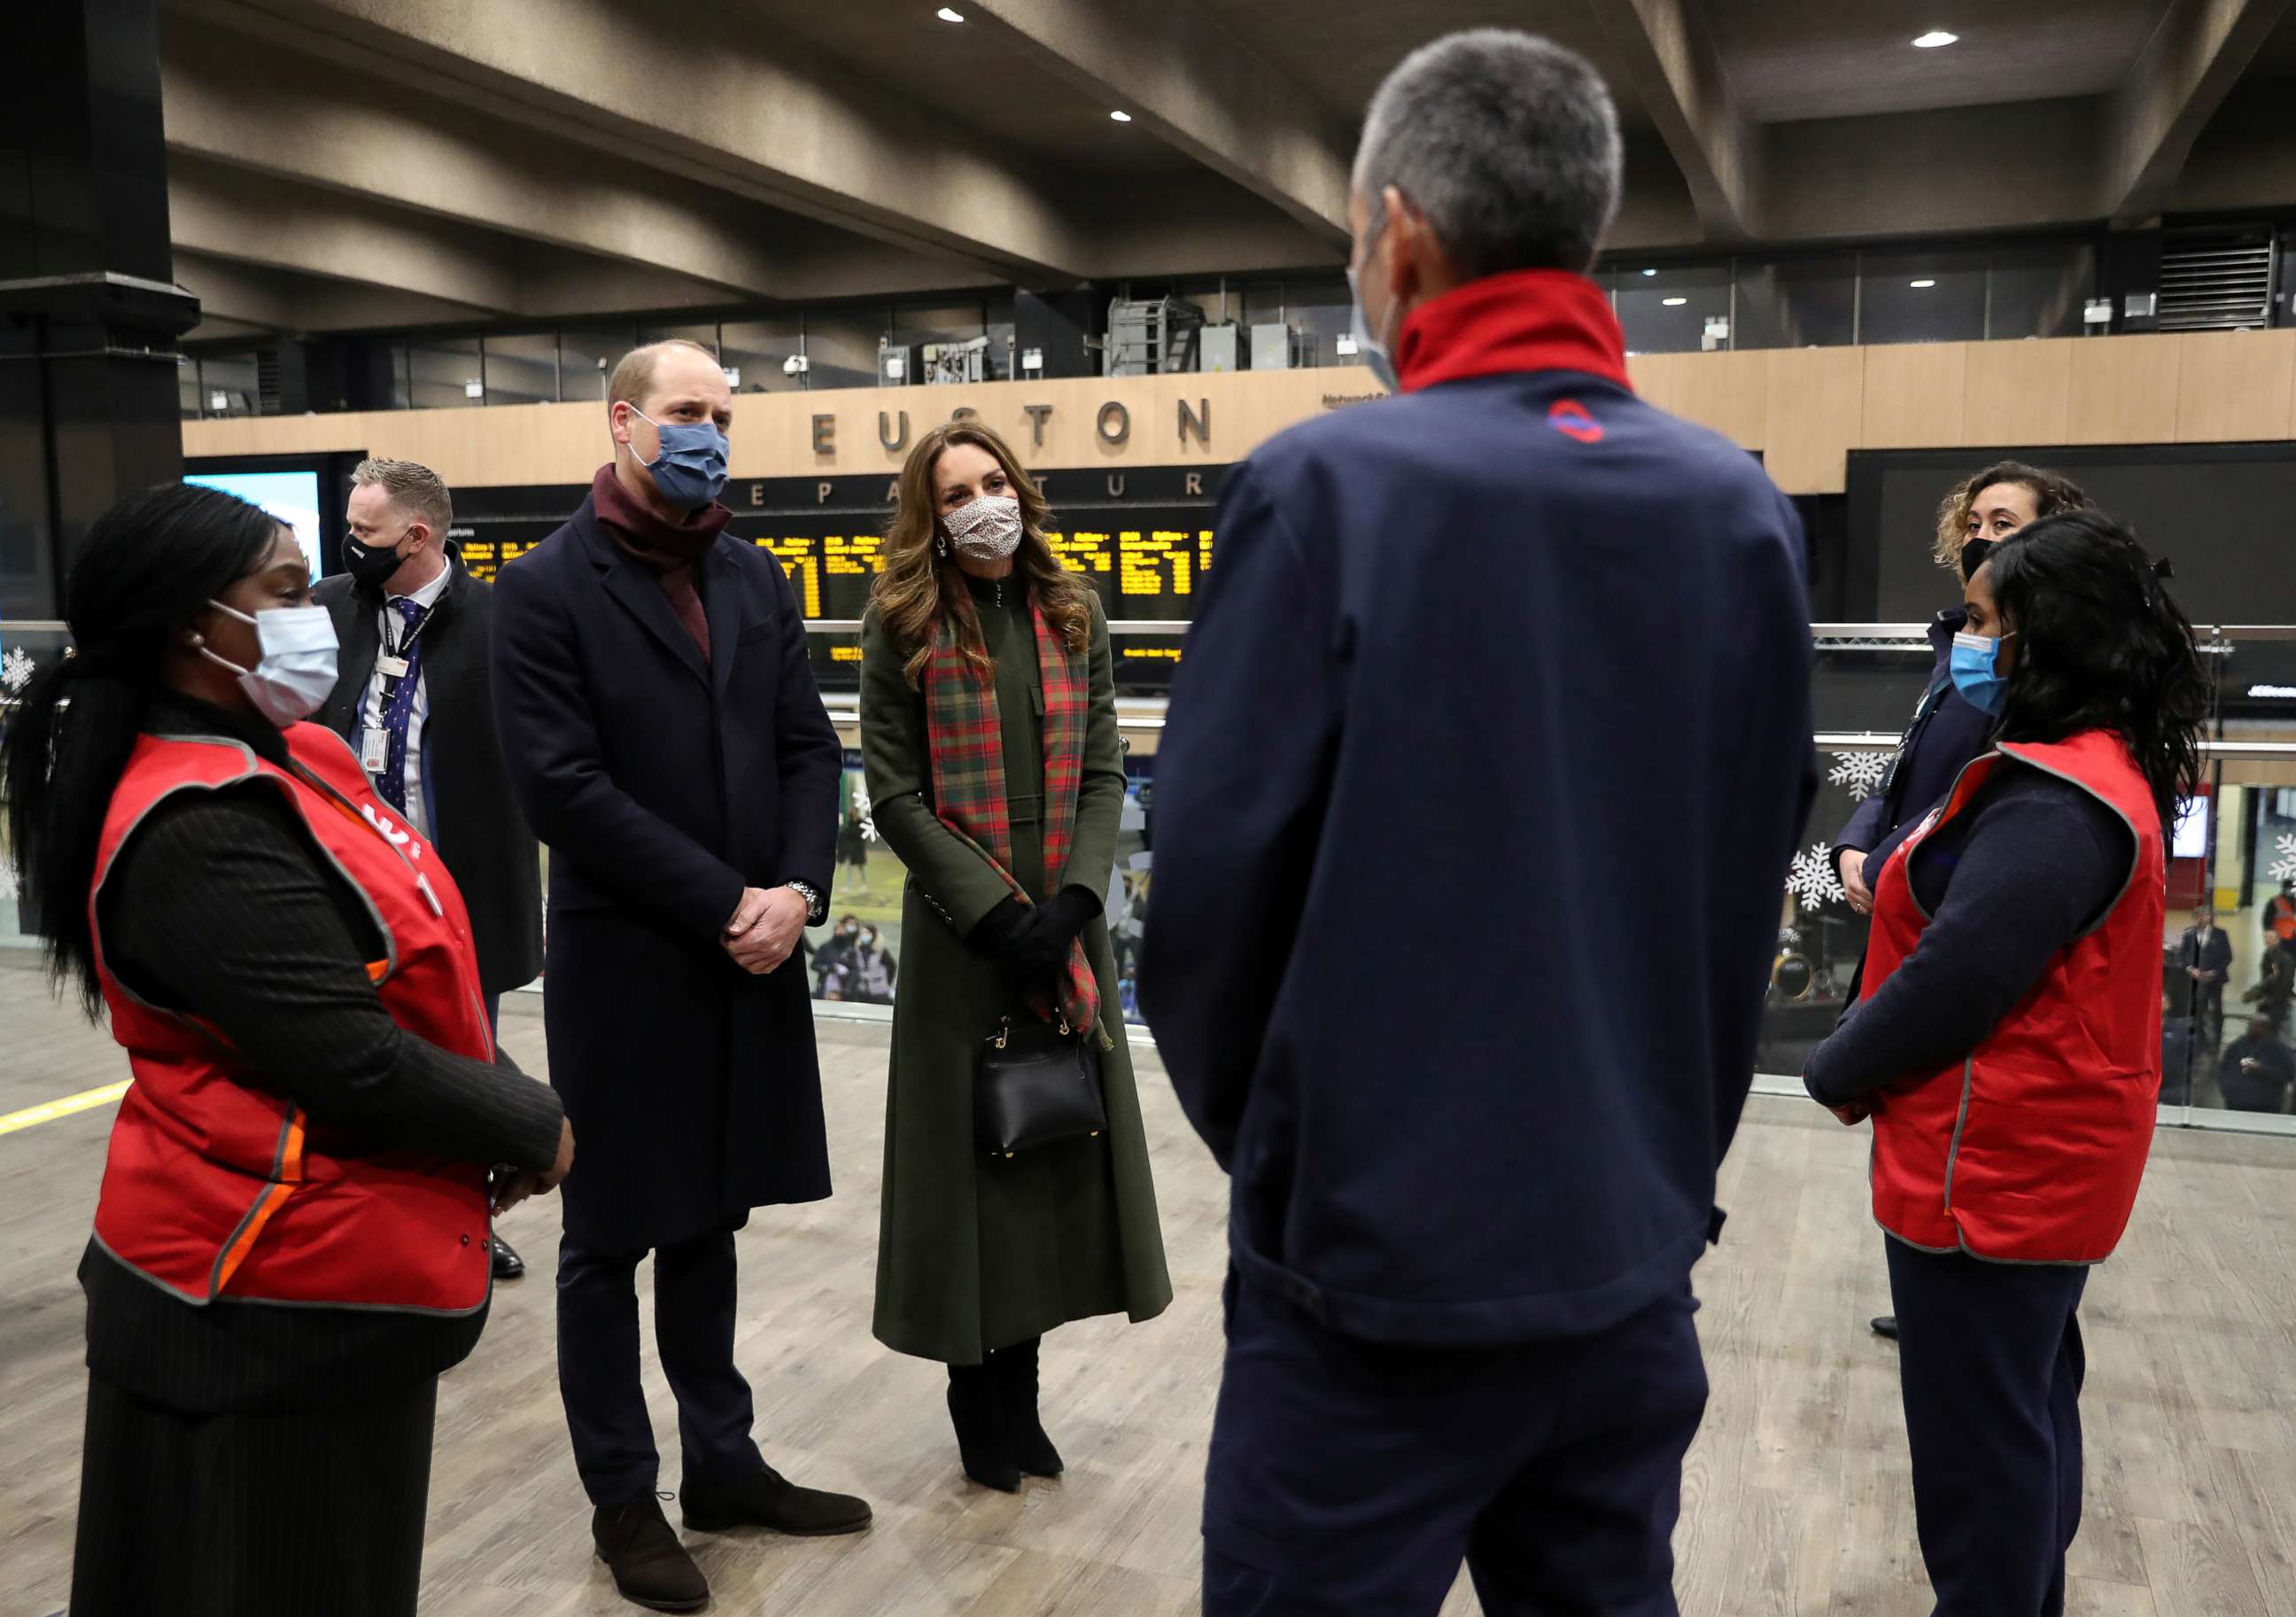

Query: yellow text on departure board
[754,536,823,618]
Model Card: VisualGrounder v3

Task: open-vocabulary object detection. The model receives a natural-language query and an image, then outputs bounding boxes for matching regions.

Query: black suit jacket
[489,493,842,1247]
[314,551,544,995]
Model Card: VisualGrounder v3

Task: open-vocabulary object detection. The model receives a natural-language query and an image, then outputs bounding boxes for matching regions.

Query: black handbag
[975,1013,1106,1158]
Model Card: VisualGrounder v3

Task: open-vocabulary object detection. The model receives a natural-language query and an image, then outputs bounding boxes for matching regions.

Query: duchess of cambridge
[860,421,1171,1491]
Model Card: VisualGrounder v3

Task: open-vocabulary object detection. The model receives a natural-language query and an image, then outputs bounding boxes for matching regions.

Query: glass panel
[560,323,639,403]
[178,355,201,419]
[720,316,807,395]
[1288,274,1352,369]
[391,344,413,410]
[1732,253,1858,350]
[192,349,262,416]
[803,305,888,392]
[1860,247,1988,346]
[813,756,906,1006]
[892,300,985,346]
[481,332,558,406]
[405,335,484,410]
[985,294,1017,382]
[0,626,75,945]
[1616,262,1730,355]
[1986,240,2097,339]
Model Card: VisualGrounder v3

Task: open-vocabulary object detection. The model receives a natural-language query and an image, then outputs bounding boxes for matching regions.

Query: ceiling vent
[2155,229,2275,331]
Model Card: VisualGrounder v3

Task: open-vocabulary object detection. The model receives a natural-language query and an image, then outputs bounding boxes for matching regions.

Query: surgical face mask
[198,600,340,726]
[943,493,1023,562]
[1949,629,2017,718]
[1346,264,1399,394]
[627,406,730,509]
[341,525,411,589]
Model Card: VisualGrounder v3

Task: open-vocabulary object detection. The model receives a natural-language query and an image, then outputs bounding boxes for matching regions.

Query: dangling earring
[936,534,949,558]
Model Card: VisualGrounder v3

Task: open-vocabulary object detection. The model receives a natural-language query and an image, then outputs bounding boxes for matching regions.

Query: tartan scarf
[924,592,1102,1038]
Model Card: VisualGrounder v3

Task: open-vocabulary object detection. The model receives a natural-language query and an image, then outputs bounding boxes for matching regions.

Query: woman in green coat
[860,421,1172,1492]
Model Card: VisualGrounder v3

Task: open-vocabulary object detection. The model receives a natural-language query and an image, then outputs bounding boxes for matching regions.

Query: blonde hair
[870,422,1095,688]
[606,338,718,415]
[350,456,452,537]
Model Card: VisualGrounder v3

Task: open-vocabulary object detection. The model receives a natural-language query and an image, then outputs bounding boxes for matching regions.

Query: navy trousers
[1202,1271,1709,1617]
[1886,1239,2089,1617]
[556,1226,765,1507]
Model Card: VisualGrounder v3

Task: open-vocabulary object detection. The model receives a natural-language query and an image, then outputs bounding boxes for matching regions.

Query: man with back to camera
[314,457,543,1282]
[2218,1015,2296,1112]
[1140,31,1815,1616]
[491,339,864,1612]
[1832,459,2087,1343]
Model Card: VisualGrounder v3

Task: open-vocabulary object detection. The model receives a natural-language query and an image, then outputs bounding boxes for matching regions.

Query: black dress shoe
[680,1467,873,1535]
[593,1497,709,1613]
[989,1336,1063,1479]
[946,1363,1021,1493]
[491,1236,525,1280]
[1871,1315,1900,1341]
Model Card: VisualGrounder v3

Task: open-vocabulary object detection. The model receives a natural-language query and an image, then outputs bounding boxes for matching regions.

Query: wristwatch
[783,880,826,927]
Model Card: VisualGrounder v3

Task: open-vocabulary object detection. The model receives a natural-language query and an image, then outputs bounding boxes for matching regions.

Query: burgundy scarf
[592,463,729,659]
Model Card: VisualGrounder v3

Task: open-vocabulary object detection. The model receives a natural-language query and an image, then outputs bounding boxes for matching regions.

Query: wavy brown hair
[1931,459,2090,573]
[871,421,1095,687]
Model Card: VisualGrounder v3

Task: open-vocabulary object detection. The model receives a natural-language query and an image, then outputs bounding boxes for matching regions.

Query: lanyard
[1876,671,1951,804]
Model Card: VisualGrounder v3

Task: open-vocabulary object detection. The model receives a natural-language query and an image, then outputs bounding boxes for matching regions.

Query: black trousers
[1886,1239,2089,1617]
[556,1225,765,1506]
[1201,1271,1709,1616]
[70,1371,437,1617]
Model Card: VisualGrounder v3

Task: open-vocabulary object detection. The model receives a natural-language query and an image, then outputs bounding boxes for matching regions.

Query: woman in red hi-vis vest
[0,485,573,1617]
[1803,509,2209,1617]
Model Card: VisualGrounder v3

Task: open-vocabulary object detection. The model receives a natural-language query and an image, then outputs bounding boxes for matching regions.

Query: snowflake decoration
[1,646,33,695]
[1827,750,1889,802]
[1785,842,1848,913]
[849,779,879,843]
[2270,833,2296,885]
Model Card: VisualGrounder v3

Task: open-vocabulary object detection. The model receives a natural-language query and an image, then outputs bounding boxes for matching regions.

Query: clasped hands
[970,888,1101,995]
[493,1116,577,1216]
[723,885,810,976]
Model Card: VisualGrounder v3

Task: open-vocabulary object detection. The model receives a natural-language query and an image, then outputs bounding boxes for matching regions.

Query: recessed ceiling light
[1662,296,1687,307]
[1909,278,1937,288]
[1641,268,1658,276]
[1109,109,1132,122]
[1912,30,1957,48]
[936,6,965,19]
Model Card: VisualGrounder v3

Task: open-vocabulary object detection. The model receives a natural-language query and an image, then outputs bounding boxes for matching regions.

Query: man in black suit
[2173,904,2234,1050]
[491,339,865,1612]
[315,456,542,1282]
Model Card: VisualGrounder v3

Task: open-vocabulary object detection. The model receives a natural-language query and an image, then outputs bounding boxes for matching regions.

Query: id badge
[361,727,390,773]
[376,654,410,680]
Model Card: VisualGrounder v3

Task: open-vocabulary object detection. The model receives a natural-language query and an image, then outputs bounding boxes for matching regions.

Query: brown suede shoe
[680,1467,873,1536]
[593,1496,709,1613]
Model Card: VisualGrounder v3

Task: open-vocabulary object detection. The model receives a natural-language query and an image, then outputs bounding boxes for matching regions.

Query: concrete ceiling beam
[2103,0,2296,222]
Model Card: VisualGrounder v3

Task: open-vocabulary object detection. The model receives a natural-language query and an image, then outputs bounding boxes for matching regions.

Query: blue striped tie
[376,597,427,814]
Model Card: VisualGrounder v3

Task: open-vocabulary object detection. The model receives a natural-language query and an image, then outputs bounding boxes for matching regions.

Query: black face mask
[342,527,410,588]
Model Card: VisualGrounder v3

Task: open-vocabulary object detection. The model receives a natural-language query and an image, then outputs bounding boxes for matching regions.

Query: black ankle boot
[592,1495,709,1613]
[990,1336,1063,1478]
[946,1361,1021,1492]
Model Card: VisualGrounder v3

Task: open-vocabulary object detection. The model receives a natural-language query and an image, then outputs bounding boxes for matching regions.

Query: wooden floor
[4,956,2293,1617]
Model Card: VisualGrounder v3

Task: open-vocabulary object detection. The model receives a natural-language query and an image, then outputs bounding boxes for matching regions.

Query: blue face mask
[628,406,730,509]
[1346,264,1399,393]
[1950,629,2016,716]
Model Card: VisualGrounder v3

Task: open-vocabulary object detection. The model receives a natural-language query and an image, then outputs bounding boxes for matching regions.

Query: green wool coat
[861,575,1172,1364]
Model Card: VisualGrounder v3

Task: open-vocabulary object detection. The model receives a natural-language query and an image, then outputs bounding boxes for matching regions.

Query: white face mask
[198,600,340,727]
[943,494,1023,562]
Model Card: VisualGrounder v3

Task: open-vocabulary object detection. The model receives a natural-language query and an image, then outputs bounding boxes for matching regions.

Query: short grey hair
[1353,30,1623,278]
[351,456,453,538]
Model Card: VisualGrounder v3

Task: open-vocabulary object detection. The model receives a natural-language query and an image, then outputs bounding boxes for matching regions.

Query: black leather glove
[969,887,1102,987]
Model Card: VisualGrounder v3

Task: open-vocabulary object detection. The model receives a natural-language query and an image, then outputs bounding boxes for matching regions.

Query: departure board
[451,466,1227,694]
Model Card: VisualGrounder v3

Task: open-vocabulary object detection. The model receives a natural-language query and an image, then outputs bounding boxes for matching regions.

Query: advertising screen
[182,469,329,579]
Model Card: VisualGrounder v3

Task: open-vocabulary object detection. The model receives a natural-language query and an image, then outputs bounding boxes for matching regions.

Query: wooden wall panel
[1961,338,2074,447]
[2064,334,2183,445]
[1859,343,1966,448]
[2174,330,2296,444]
[181,335,2296,498]
[1762,347,1865,494]
[1632,349,1767,449]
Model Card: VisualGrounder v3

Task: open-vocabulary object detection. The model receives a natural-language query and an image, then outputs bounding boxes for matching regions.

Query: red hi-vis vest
[1861,732,2164,1265]
[87,723,496,1313]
